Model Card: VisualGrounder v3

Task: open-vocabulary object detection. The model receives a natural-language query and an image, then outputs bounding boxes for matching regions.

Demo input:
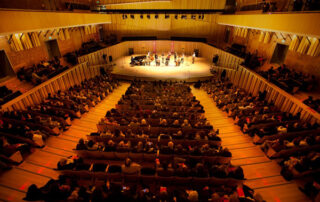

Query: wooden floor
[191,86,310,202]
[0,83,130,202]
[0,83,311,202]
[113,56,212,80]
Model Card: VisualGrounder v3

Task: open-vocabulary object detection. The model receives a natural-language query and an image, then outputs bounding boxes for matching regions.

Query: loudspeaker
[129,48,134,55]
[109,56,113,62]
[194,49,199,57]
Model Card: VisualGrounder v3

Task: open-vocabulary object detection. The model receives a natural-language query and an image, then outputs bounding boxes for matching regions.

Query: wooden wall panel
[218,13,320,38]
[102,0,226,10]
[103,14,226,45]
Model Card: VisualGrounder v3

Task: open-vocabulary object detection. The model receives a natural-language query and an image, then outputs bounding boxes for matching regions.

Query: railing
[212,65,320,124]
[77,41,244,71]
[1,62,101,111]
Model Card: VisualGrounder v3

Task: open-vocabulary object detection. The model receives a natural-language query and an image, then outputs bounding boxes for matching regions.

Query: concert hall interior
[1,1,320,202]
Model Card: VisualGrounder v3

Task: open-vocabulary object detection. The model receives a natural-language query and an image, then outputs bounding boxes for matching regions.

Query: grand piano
[130,55,147,66]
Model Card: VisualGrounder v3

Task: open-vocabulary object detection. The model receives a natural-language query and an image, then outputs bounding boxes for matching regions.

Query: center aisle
[190,86,310,202]
[0,82,130,202]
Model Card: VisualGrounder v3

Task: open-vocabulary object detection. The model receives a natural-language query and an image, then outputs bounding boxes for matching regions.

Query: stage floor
[112,55,213,80]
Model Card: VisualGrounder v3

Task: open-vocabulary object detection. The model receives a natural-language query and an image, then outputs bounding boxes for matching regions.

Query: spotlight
[130,14,134,19]
[147,14,150,19]
[175,14,178,19]
[155,14,158,19]
[165,14,169,19]
[140,14,143,19]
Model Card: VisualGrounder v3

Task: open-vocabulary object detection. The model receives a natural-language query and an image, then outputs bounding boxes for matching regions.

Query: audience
[303,96,320,113]
[17,57,69,85]
[0,86,22,106]
[49,80,262,202]
[259,64,316,94]
[63,40,106,65]
[200,75,320,200]
[0,73,119,170]
[25,174,263,201]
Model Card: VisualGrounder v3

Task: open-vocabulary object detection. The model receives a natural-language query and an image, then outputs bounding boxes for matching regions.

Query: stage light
[130,14,134,19]
[140,14,143,19]
[155,14,158,19]
[175,14,178,19]
[147,14,150,19]
[165,14,169,19]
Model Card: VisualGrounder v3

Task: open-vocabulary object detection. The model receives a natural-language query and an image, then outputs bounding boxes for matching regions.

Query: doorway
[0,50,15,79]
[98,26,104,42]
[270,43,289,64]
[45,39,61,60]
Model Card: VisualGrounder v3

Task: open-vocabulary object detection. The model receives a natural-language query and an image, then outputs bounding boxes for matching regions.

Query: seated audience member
[157,162,174,177]
[76,138,87,150]
[121,158,141,174]
[86,140,99,151]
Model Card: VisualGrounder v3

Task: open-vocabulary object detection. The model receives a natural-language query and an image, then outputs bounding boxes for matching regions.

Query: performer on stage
[174,52,177,62]
[181,54,185,64]
[166,54,170,66]
[176,57,181,67]
[161,53,164,64]
[192,52,196,64]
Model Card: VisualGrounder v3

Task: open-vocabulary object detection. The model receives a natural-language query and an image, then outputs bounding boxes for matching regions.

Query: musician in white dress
[192,52,196,64]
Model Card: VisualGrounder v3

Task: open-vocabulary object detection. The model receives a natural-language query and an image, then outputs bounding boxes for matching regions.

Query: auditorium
[0,0,320,201]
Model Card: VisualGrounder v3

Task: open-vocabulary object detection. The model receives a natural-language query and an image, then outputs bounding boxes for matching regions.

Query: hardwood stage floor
[191,87,310,202]
[0,83,310,202]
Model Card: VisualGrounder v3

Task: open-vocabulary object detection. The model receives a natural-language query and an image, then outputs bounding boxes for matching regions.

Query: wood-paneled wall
[103,14,226,45]
[212,65,320,124]
[77,40,244,70]
[0,27,98,73]
[102,0,226,9]
[201,43,244,70]
[1,63,101,111]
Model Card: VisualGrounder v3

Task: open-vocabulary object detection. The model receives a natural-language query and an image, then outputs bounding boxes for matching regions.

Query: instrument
[130,55,146,66]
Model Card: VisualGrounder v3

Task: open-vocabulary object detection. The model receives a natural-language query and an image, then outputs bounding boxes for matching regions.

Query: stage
[111,55,213,81]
